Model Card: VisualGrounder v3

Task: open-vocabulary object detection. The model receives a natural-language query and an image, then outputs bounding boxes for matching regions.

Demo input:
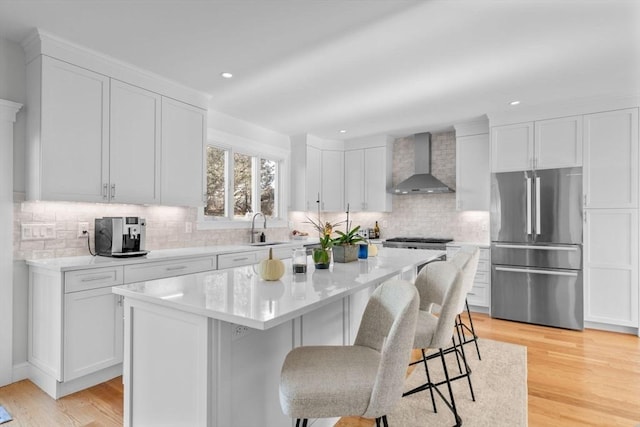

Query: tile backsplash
[14,131,489,261]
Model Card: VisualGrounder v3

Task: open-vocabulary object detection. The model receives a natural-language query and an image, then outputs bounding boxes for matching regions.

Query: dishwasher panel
[491,265,583,330]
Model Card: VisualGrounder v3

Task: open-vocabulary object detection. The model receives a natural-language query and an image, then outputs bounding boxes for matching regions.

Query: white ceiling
[0,0,639,140]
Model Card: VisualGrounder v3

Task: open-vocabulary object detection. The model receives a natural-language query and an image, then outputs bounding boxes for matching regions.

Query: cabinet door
[64,287,123,381]
[456,133,490,211]
[40,56,109,202]
[584,209,638,327]
[583,108,639,208]
[321,150,344,212]
[161,98,206,207]
[110,80,161,204]
[344,149,364,212]
[490,122,534,172]
[364,146,391,212]
[305,145,321,211]
[535,116,582,169]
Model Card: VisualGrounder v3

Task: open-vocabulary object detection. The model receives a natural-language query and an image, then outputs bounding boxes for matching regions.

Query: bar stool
[279,281,420,427]
[452,246,482,360]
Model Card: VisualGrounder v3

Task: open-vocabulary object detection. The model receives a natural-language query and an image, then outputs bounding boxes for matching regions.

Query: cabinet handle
[81,274,112,282]
[117,295,124,306]
[102,184,108,200]
[583,194,587,206]
[233,257,249,262]
[111,184,116,199]
[165,265,187,271]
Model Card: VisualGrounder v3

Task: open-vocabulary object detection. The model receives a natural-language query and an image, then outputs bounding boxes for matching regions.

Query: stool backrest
[451,246,480,312]
[354,281,419,418]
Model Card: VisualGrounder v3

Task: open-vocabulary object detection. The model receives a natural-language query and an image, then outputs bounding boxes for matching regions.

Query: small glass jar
[292,248,308,274]
[358,243,368,259]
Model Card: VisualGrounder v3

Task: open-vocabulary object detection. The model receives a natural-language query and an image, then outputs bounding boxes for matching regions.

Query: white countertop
[26,242,304,272]
[113,248,444,330]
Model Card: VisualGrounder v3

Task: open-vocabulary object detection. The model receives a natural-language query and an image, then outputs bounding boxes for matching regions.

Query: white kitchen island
[113,248,443,427]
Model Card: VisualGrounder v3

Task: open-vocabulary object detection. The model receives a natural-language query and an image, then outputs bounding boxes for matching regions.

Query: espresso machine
[95,217,148,257]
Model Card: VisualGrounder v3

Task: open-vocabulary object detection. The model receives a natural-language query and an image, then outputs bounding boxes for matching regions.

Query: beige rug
[388,339,528,426]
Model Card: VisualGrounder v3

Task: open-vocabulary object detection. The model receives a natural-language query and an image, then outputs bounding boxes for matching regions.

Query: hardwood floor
[0,313,638,426]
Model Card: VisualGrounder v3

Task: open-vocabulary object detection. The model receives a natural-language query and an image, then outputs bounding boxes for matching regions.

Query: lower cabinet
[584,209,639,329]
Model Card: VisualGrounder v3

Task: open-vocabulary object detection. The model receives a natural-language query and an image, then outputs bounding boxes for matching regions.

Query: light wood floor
[1,313,638,426]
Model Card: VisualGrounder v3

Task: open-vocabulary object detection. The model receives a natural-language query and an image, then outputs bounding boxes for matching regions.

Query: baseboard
[29,362,122,399]
[12,362,29,382]
[468,305,489,314]
[584,321,638,335]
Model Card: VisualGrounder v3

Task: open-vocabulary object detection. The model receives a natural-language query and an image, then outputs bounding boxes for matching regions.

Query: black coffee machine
[95,217,148,257]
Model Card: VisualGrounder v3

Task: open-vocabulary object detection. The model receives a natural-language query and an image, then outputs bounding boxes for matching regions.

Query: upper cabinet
[491,116,582,172]
[24,30,208,207]
[321,150,344,212]
[160,98,206,207]
[345,145,392,213]
[455,119,490,211]
[583,108,639,209]
[27,56,110,202]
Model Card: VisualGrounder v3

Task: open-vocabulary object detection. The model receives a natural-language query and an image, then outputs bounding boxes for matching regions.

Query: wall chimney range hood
[391,132,454,194]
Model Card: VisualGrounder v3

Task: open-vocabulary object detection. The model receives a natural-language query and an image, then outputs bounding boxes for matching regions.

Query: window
[203,143,282,224]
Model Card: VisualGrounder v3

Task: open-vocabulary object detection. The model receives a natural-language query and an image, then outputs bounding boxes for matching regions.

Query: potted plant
[332,205,364,263]
[305,197,343,269]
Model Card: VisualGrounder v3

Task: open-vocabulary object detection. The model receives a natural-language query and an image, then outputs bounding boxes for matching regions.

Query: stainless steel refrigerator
[490,167,583,330]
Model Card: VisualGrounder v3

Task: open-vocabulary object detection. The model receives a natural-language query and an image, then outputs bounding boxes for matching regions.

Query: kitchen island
[113,248,443,427]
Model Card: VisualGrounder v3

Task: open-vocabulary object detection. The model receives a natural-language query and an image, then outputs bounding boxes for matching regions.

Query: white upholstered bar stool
[279,281,420,427]
[402,259,470,427]
[452,246,482,360]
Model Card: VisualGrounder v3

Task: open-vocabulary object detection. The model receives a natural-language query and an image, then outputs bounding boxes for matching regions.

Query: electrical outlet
[231,324,251,341]
[77,222,89,238]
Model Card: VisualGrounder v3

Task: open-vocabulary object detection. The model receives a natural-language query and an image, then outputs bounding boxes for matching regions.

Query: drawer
[477,259,490,272]
[466,284,489,307]
[255,246,297,261]
[218,252,258,269]
[474,270,489,284]
[124,256,217,283]
[479,248,490,261]
[65,266,124,293]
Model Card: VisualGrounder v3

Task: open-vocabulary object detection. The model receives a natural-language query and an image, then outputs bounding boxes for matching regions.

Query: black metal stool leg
[465,299,482,360]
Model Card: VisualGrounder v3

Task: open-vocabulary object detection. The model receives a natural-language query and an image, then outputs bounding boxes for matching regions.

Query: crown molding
[0,99,23,123]
[22,29,211,110]
[454,115,489,137]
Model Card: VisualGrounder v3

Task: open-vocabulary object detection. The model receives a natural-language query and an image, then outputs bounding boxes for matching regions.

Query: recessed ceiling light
[509,100,521,106]
[339,129,347,134]
[220,72,233,79]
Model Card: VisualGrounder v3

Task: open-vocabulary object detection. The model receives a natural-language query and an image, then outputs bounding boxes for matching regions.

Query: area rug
[388,339,528,426]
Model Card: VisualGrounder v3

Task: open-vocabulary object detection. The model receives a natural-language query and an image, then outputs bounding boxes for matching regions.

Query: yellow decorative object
[368,243,378,257]
[258,248,285,281]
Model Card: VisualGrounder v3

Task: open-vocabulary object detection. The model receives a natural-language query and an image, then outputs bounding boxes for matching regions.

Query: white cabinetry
[320,150,344,212]
[25,34,207,207]
[583,108,639,209]
[584,209,638,327]
[345,146,392,212]
[447,245,491,311]
[161,98,206,206]
[110,80,161,204]
[491,116,582,172]
[305,145,322,211]
[455,121,490,211]
[27,56,110,202]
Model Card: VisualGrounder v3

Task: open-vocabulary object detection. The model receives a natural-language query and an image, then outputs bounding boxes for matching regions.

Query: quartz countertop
[113,248,444,330]
[26,242,304,272]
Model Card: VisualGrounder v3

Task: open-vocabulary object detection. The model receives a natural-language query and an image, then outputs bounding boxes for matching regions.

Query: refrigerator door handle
[493,244,579,251]
[535,176,541,235]
[495,266,578,277]
[526,176,532,235]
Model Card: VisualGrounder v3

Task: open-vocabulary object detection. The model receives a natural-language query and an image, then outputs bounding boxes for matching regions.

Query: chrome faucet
[250,212,267,243]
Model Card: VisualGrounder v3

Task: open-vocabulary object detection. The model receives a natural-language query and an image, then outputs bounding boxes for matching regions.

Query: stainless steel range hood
[391,132,454,194]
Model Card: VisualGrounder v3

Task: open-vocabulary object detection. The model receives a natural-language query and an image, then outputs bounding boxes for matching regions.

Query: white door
[583,108,639,209]
[535,115,583,169]
[456,133,490,211]
[344,149,364,212]
[110,80,161,204]
[321,149,344,212]
[0,100,21,386]
[584,209,639,327]
[490,122,534,172]
[64,288,124,381]
[161,98,206,207]
[40,56,109,202]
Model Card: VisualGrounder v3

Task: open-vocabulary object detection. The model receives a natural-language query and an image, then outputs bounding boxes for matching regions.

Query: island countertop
[113,248,444,330]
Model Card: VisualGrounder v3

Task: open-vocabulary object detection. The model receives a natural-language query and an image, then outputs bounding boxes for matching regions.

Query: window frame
[198,132,289,230]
